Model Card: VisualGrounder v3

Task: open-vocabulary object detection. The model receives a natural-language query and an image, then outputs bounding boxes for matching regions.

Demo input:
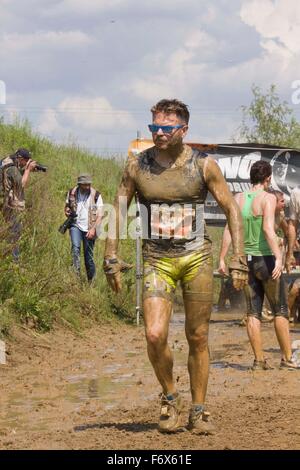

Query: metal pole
[135,193,142,325]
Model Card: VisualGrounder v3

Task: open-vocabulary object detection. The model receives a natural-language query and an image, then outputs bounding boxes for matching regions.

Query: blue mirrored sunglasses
[148,124,184,134]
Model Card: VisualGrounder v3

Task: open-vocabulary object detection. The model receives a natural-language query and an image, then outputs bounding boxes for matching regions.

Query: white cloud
[240,0,300,54]
[36,96,137,147]
[57,96,136,130]
[37,108,61,136]
[130,28,218,102]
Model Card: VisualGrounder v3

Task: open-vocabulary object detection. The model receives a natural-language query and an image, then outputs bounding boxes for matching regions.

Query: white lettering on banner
[291,80,300,105]
[238,152,261,178]
[217,152,261,179]
[227,182,252,193]
[217,156,241,179]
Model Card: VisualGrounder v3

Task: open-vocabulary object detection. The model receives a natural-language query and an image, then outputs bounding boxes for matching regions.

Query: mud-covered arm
[204,157,248,289]
[103,158,136,293]
[218,193,243,274]
[104,158,136,258]
[218,224,231,274]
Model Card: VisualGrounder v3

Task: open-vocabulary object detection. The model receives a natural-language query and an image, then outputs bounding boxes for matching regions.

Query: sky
[0,0,300,156]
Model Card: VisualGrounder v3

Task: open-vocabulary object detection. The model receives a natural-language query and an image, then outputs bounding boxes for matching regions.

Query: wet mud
[0,311,299,450]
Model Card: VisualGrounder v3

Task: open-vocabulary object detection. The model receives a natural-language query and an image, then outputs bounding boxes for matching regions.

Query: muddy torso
[131,145,211,258]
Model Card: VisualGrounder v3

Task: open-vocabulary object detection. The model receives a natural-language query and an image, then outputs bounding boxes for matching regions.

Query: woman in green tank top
[242,189,272,256]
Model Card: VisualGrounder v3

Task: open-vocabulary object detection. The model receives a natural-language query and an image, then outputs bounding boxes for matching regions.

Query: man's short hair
[250,160,272,185]
[151,99,190,124]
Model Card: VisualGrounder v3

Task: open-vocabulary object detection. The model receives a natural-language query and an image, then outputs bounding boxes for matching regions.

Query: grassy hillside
[0,118,136,336]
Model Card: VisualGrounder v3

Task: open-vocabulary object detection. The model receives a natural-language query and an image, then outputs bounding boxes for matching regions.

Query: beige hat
[77,173,92,184]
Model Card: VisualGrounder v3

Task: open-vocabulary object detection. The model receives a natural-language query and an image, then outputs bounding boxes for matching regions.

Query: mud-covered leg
[182,261,214,434]
[183,270,213,404]
[143,296,175,395]
[143,265,183,433]
[144,296,184,432]
[263,276,292,361]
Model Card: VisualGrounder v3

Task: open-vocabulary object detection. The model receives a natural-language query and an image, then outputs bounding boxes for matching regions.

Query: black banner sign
[191,143,300,226]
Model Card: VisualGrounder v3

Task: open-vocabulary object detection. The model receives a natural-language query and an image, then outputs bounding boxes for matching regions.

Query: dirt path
[0,311,299,450]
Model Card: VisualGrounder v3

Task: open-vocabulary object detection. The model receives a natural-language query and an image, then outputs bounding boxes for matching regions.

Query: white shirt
[289,187,300,222]
[66,189,103,232]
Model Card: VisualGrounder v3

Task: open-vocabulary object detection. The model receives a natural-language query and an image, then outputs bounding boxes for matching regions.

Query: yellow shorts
[143,249,213,303]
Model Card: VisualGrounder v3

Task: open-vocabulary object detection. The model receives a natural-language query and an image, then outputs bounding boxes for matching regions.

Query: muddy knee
[145,328,168,348]
[186,326,209,353]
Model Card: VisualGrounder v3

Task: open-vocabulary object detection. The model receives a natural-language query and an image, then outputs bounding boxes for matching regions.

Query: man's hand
[65,206,72,217]
[285,253,296,274]
[228,255,248,290]
[86,227,96,240]
[25,159,37,172]
[103,257,132,293]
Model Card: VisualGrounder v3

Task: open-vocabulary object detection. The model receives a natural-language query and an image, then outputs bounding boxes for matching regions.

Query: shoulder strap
[90,187,100,203]
[68,186,78,204]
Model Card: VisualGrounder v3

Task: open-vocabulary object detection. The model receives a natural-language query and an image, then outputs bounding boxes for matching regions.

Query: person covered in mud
[286,186,300,273]
[103,99,248,434]
[218,161,300,370]
[260,189,289,323]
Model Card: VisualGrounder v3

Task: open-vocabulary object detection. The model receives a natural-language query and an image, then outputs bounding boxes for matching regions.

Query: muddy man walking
[103,99,248,433]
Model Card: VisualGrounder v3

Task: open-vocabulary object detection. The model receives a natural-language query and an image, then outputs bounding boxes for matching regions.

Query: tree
[236,84,300,148]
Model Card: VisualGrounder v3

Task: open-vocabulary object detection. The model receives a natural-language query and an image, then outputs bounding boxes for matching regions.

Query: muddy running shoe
[251,359,274,371]
[279,358,300,370]
[187,405,215,435]
[158,392,183,433]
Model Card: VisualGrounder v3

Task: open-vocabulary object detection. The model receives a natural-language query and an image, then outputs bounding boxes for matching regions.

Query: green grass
[0,118,136,337]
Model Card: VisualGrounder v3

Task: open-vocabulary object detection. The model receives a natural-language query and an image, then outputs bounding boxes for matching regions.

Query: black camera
[35,163,47,172]
[58,212,77,235]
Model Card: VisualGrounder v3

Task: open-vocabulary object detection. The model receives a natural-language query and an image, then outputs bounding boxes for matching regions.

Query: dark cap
[15,148,31,159]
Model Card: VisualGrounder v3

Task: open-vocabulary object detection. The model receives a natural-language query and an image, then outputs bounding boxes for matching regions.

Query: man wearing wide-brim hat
[64,173,103,282]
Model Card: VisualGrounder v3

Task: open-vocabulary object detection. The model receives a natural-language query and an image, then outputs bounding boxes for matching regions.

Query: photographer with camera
[63,174,103,283]
[0,147,46,258]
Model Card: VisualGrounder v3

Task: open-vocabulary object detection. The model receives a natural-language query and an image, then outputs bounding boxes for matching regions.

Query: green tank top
[241,190,272,256]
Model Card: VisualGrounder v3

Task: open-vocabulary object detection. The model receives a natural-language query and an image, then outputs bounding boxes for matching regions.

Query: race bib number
[150,204,194,239]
